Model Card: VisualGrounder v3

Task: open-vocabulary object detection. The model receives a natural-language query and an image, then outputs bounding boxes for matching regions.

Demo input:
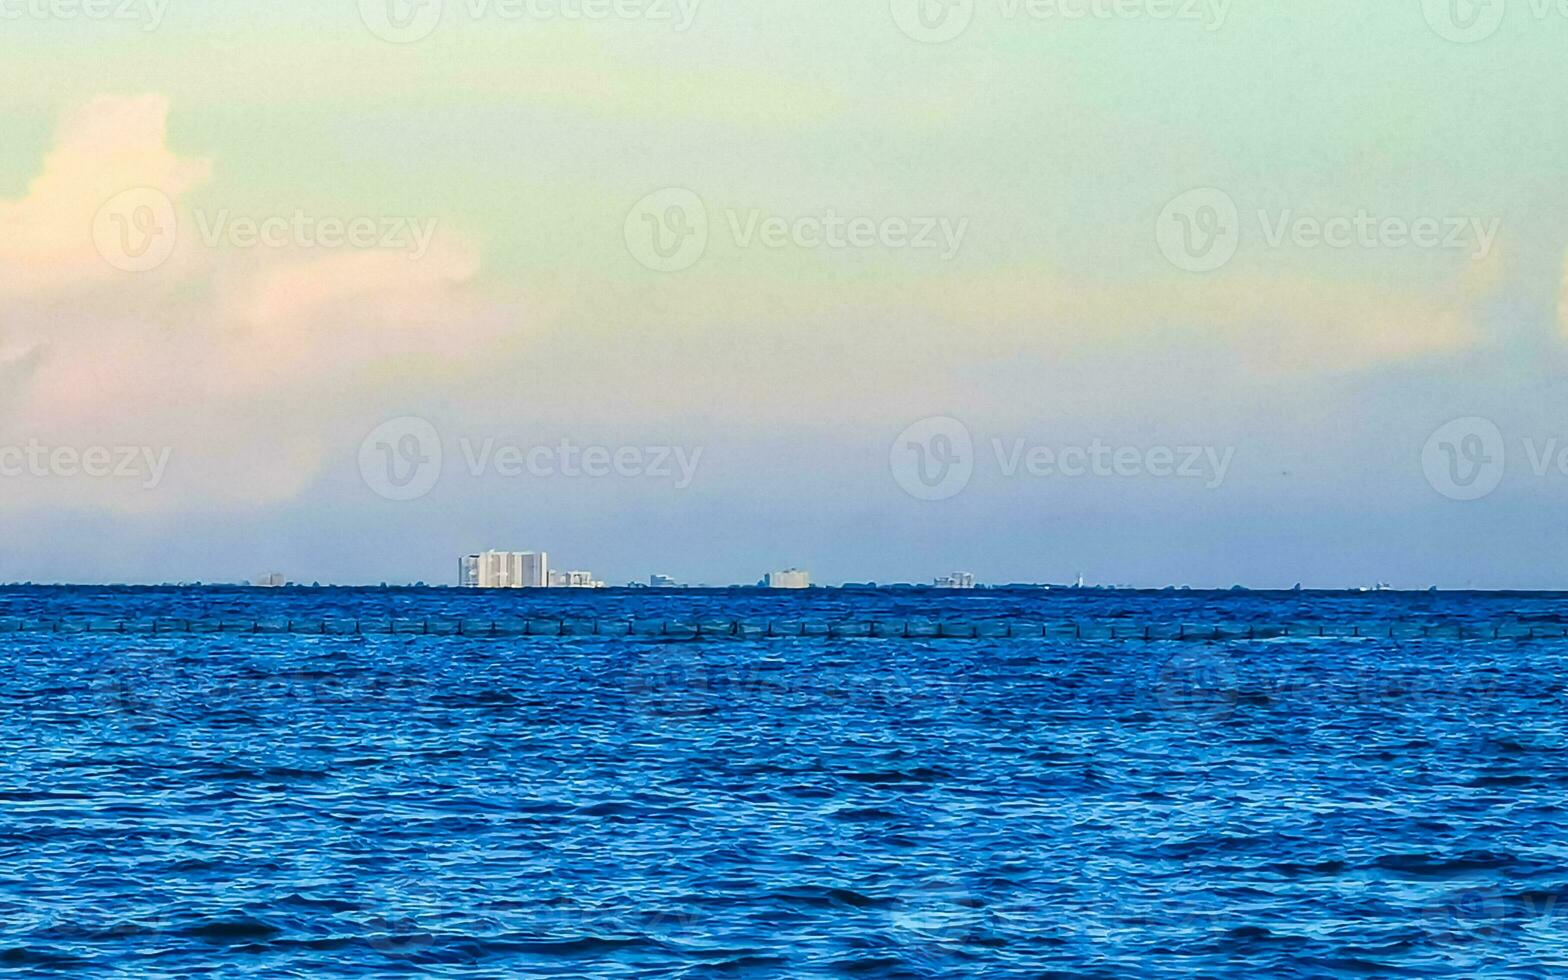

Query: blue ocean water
[2,587,1565,977]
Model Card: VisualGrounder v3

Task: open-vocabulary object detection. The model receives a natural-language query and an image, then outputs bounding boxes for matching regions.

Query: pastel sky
[2,0,1567,588]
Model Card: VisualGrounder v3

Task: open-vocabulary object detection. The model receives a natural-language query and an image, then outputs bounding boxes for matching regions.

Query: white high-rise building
[519,552,548,588]
[765,568,811,590]
[459,551,549,588]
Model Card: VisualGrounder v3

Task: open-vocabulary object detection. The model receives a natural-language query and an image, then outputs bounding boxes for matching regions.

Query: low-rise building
[765,568,811,590]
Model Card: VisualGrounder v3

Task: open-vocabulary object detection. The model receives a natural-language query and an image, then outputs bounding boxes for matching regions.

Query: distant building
[520,552,549,588]
[254,572,286,588]
[459,551,549,588]
[649,574,680,588]
[934,572,976,590]
[549,570,604,589]
[765,568,811,590]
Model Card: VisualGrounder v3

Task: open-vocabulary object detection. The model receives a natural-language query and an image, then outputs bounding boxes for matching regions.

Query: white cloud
[0,96,503,513]
[0,95,211,293]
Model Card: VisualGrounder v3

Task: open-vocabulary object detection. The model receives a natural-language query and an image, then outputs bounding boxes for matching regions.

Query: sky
[0,0,1566,588]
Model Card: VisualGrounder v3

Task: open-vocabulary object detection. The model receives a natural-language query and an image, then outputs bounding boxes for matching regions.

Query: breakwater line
[0,616,1558,642]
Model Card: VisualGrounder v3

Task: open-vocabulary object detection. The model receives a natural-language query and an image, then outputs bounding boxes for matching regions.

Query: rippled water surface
[3,587,1566,977]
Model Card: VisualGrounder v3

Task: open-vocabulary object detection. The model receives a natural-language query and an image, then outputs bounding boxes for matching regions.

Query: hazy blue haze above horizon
[0,1,1565,588]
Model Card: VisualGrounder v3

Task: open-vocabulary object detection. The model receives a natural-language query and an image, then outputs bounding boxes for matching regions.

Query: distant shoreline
[0,583,1554,596]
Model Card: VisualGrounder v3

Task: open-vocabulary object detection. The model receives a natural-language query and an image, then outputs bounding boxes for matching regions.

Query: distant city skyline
[6,565,1427,593]
[0,550,1492,593]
